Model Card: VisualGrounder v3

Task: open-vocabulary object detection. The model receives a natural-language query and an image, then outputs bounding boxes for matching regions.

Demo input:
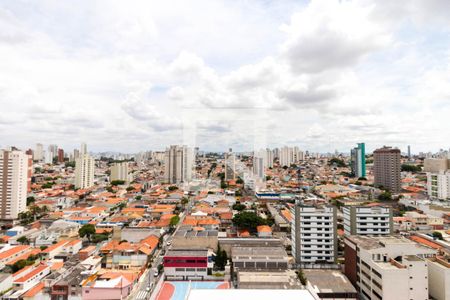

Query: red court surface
[156,282,175,300]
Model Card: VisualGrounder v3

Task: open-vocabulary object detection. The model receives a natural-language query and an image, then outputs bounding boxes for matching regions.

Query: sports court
[156,281,229,300]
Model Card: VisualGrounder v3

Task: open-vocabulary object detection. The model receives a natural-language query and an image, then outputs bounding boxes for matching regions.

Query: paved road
[132,195,192,299]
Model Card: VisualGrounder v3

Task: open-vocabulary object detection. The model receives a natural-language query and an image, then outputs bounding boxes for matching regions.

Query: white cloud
[0,0,449,152]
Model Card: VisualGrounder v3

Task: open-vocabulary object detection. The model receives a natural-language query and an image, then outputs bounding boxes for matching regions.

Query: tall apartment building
[34,143,44,161]
[344,235,436,300]
[424,158,450,200]
[224,148,236,181]
[264,148,274,169]
[164,145,192,184]
[57,148,64,164]
[290,205,337,264]
[0,149,30,220]
[343,206,393,236]
[373,146,401,193]
[350,143,366,178]
[75,153,95,189]
[110,162,131,183]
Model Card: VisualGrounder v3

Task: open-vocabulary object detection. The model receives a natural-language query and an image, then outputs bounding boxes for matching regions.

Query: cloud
[281,0,390,74]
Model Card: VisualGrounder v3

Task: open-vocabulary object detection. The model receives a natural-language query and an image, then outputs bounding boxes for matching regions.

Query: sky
[1,0,450,154]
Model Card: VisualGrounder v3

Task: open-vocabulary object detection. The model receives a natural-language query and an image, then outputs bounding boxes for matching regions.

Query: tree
[40,245,48,251]
[378,191,392,202]
[111,180,126,186]
[168,186,178,191]
[214,243,228,271]
[297,269,307,285]
[232,203,246,211]
[17,236,29,245]
[170,215,180,227]
[432,231,443,240]
[236,177,244,184]
[126,186,135,192]
[79,224,96,242]
[26,196,36,206]
[232,211,266,231]
[329,158,346,167]
[401,164,422,173]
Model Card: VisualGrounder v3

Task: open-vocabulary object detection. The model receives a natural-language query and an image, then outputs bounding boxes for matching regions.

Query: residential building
[0,149,29,220]
[427,170,450,200]
[344,235,436,300]
[428,255,450,300]
[343,206,393,236]
[57,148,64,163]
[163,249,213,280]
[373,146,401,193]
[164,145,193,184]
[350,143,366,178]
[225,148,236,181]
[34,143,44,161]
[110,162,131,183]
[75,152,95,189]
[81,272,137,300]
[291,205,337,264]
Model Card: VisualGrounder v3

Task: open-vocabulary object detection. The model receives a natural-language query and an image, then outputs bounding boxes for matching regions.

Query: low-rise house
[13,264,51,292]
[41,239,82,260]
[256,225,272,238]
[164,249,213,280]
[81,272,138,300]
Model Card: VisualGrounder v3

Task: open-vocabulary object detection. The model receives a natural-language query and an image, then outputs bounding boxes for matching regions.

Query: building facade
[75,154,95,189]
[343,206,393,236]
[291,205,337,264]
[163,249,212,280]
[373,146,401,193]
[344,236,436,300]
[110,162,131,183]
[351,143,366,178]
[0,149,29,221]
[164,145,193,184]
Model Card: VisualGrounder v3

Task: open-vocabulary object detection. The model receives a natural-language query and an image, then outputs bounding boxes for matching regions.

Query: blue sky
[0,0,449,154]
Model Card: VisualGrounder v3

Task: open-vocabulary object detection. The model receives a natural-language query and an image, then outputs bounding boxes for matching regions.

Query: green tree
[232,203,246,211]
[79,224,96,242]
[378,191,392,202]
[168,186,178,191]
[401,164,422,173]
[432,231,443,240]
[26,196,36,206]
[329,158,346,167]
[297,269,307,285]
[236,177,244,184]
[111,180,126,186]
[232,211,266,231]
[17,236,29,245]
[170,215,180,227]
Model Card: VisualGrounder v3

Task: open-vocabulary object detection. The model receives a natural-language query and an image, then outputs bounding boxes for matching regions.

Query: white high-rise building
[75,151,95,189]
[280,146,293,167]
[80,143,87,155]
[110,162,131,183]
[48,144,58,160]
[343,206,393,236]
[264,148,273,169]
[427,172,450,200]
[164,145,193,184]
[44,151,53,164]
[344,236,436,300]
[290,205,337,264]
[34,143,44,161]
[0,149,29,220]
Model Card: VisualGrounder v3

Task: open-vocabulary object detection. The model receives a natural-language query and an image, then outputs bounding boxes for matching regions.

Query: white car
[154,270,159,277]
[166,241,172,246]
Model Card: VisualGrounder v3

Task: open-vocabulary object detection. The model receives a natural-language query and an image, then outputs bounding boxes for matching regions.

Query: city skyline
[1,0,450,152]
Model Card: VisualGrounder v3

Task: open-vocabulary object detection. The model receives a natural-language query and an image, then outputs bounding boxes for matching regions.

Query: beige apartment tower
[0,149,30,220]
[373,146,401,193]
